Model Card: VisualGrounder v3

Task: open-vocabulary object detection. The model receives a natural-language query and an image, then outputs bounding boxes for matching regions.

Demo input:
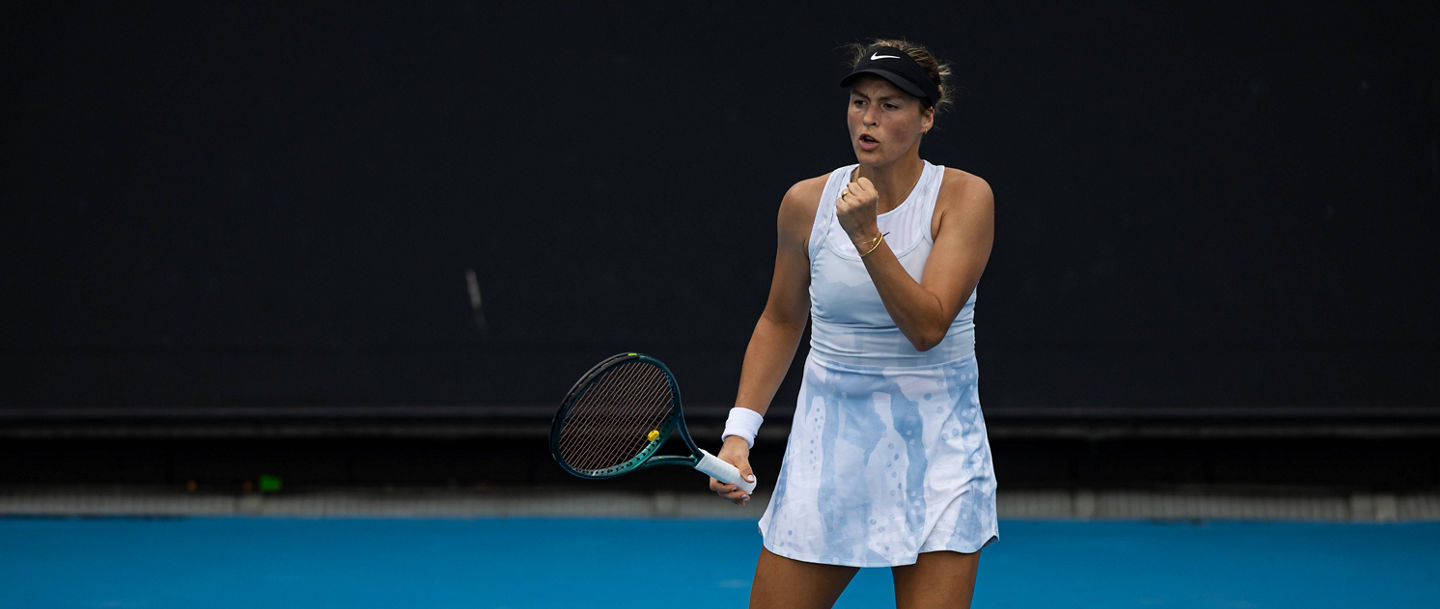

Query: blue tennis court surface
[2,517,1436,608]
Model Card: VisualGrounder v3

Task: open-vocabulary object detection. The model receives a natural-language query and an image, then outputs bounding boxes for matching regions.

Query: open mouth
[859,134,878,144]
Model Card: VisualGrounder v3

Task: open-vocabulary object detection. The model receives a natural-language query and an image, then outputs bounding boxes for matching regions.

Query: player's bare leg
[749,547,858,609]
[891,550,980,609]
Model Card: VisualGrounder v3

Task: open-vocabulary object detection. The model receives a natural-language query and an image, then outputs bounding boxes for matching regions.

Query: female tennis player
[709,39,996,609]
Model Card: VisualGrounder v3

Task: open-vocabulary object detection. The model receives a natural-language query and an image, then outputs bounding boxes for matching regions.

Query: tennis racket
[549,352,757,494]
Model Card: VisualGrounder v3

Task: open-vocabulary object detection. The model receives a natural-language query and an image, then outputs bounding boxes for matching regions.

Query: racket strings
[557,361,676,471]
[560,364,672,469]
[564,365,671,467]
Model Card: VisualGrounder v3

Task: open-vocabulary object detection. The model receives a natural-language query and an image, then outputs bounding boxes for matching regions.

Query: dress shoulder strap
[808,165,857,260]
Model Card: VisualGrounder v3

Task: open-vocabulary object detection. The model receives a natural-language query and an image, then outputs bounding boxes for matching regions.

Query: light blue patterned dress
[757,161,998,567]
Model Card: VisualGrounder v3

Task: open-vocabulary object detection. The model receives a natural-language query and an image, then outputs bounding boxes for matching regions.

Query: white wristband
[721,407,764,449]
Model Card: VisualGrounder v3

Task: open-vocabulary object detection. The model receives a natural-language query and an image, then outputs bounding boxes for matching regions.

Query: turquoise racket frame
[549,352,704,479]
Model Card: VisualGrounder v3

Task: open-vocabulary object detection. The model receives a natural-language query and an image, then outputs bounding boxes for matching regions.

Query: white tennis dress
[757,161,998,567]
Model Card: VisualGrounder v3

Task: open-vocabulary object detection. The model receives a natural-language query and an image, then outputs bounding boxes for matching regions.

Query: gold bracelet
[859,232,889,258]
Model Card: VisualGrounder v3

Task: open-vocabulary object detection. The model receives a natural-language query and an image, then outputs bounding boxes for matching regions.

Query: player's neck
[857,155,925,214]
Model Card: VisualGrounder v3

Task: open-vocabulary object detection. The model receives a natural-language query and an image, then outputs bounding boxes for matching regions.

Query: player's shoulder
[777,173,829,219]
[939,167,993,203]
[782,173,830,207]
[933,167,990,214]
[775,173,829,242]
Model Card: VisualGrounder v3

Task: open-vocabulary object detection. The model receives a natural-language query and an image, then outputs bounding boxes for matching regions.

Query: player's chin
[853,149,890,166]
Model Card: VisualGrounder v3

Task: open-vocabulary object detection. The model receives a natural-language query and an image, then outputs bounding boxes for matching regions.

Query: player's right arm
[710,176,823,505]
[734,177,821,416]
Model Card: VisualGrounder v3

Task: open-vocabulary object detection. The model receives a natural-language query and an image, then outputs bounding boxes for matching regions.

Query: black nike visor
[839,46,940,107]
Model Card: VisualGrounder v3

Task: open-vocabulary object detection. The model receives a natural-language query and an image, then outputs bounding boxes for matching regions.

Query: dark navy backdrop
[5,2,1437,418]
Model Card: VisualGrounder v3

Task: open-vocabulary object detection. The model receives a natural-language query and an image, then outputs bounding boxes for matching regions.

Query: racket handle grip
[695,449,757,494]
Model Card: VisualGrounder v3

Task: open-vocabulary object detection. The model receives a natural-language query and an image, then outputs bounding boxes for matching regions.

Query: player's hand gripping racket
[550,352,757,494]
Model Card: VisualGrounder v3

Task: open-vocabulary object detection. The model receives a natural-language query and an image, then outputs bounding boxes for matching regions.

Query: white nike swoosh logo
[870,53,901,60]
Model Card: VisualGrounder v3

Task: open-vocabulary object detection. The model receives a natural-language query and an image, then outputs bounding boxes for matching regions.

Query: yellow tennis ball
[647,429,660,442]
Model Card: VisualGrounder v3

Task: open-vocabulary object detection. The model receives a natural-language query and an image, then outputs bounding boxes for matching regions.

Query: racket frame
[549,352,708,479]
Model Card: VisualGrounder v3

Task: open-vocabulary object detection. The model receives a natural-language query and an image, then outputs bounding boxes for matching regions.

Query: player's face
[846,76,934,167]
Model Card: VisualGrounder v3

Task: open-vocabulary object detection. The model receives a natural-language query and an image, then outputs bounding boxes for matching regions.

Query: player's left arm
[866,170,994,351]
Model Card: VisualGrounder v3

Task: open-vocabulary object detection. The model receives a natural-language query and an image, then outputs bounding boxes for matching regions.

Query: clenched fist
[836,177,883,251]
